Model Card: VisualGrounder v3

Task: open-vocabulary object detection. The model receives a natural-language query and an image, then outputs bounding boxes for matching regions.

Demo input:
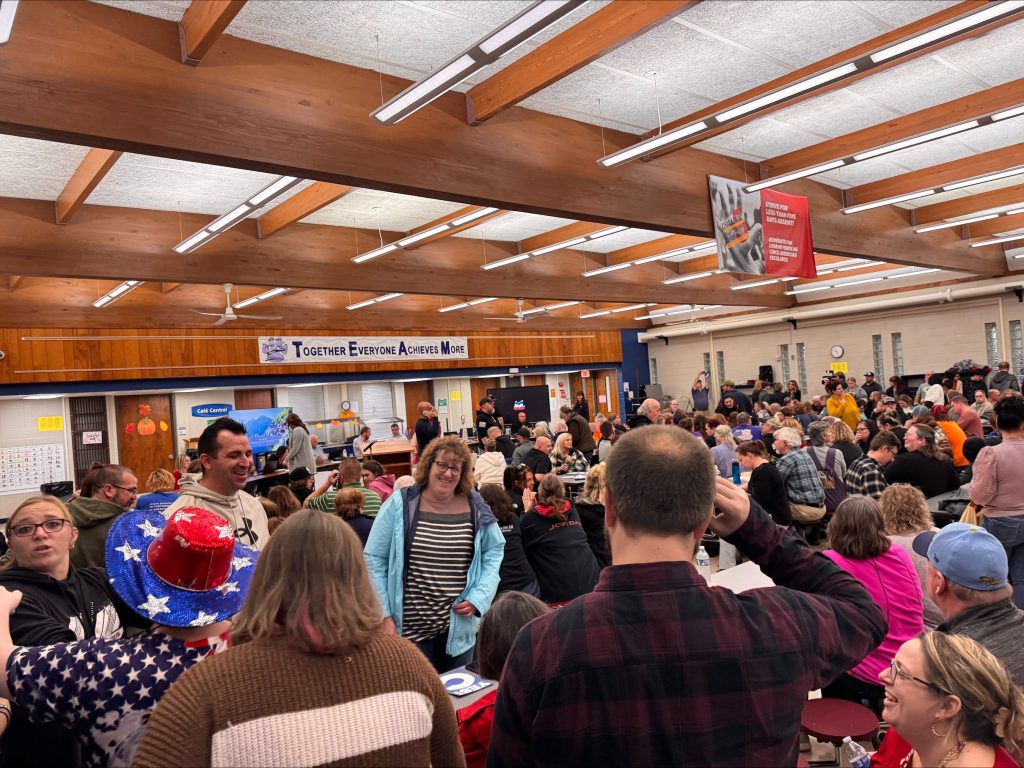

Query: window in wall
[716,351,726,385]
[1011,320,1023,379]
[985,322,1000,370]
[891,333,904,376]
[650,358,658,385]
[796,343,807,393]
[703,352,712,379]
[779,344,791,384]
[872,335,885,382]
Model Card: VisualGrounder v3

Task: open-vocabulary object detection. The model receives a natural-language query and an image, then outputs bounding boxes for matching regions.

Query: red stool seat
[801,698,878,744]
[797,758,811,768]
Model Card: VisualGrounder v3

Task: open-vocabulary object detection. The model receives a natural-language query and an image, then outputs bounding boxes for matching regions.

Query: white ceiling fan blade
[212,316,229,327]
[236,313,282,320]
[189,309,224,317]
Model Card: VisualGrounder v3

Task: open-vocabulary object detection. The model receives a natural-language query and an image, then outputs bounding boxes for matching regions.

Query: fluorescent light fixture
[993,105,1024,122]
[1009,207,1024,216]
[482,253,531,270]
[843,189,936,214]
[839,276,885,287]
[589,225,629,239]
[785,284,833,295]
[970,233,1024,247]
[469,297,497,305]
[346,292,404,310]
[172,176,303,253]
[579,309,612,319]
[716,64,858,124]
[439,297,497,312]
[532,236,588,256]
[916,212,1001,233]
[353,243,399,264]
[372,0,586,125]
[582,262,632,277]
[836,261,883,271]
[23,393,65,400]
[870,0,1024,63]
[598,121,709,168]
[632,251,682,265]
[612,303,654,313]
[93,280,143,308]
[731,277,785,290]
[745,160,845,192]
[914,268,942,275]
[397,224,451,247]
[233,286,287,309]
[450,207,500,227]
[853,121,979,162]
[942,166,1024,191]
[663,270,714,285]
[521,300,581,315]
[0,0,19,45]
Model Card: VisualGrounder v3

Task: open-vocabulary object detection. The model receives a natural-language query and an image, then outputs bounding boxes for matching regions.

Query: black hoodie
[0,566,127,768]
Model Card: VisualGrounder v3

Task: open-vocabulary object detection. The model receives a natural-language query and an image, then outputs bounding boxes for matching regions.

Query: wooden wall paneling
[522,375,545,386]
[470,378,499,415]
[403,381,432,432]
[234,388,275,410]
[114,393,174,479]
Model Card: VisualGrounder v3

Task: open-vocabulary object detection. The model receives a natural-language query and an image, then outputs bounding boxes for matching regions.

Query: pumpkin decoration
[137,404,156,436]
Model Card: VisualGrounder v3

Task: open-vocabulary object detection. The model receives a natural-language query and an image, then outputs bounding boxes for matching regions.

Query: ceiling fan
[190,283,283,326]
[485,298,549,324]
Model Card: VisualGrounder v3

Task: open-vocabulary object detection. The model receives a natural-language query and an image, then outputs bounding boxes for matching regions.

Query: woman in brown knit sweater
[134,510,464,767]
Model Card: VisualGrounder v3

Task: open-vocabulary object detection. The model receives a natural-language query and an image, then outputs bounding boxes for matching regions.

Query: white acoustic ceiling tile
[811,158,911,187]
[877,136,978,172]
[954,115,1024,153]
[301,188,463,231]
[0,136,91,201]
[525,66,707,133]
[845,56,981,114]
[930,19,1024,86]
[848,0,961,28]
[407,1,534,28]
[768,89,900,138]
[453,211,577,242]
[680,1,884,68]
[596,21,788,102]
[694,117,824,159]
[87,154,279,214]
[89,0,187,22]
[572,229,670,253]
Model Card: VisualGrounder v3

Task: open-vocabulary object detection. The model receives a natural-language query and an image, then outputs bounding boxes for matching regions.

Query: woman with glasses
[873,632,1024,767]
[365,435,504,673]
[0,496,127,766]
[854,419,879,453]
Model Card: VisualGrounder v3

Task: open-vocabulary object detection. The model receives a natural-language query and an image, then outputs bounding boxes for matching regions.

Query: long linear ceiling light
[581,240,717,277]
[970,233,1024,248]
[916,204,1024,233]
[482,225,629,271]
[173,176,304,254]
[731,276,798,291]
[785,266,941,295]
[93,280,143,308]
[843,166,1024,215]
[438,297,498,313]
[578,303,654,319]
[0,0,19,45]
[747,110,1023,194]
[354,207,500,263]
[234,287,289,309]
[520,300,581,316]
[597,1,1024,168]
[636,304,723,321]
[346,292,404,310]
[371,0,587,125]
[662,269,721,285]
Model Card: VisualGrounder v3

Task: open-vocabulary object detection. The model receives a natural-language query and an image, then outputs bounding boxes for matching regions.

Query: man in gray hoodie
[69,463,138,569]
[164,417,269,551]
[989,361,1021,394]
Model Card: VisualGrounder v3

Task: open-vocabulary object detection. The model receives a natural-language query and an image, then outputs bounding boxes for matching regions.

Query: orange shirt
[938,420,969,467]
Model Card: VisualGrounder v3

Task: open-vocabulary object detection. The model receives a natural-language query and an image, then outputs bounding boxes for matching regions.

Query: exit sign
[580,370,591,378]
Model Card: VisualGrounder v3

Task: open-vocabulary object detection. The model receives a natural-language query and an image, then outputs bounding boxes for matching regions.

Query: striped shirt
[308,482,382,517]
[402,512,474,643]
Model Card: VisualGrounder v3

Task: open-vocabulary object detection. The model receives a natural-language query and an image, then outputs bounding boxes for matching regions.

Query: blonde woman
[135,511,463,767]
[135,468,180,515]
[880,484,943,630]
[551,432,589,475]
[710,424,737,479]
[825,420,863,468]
[575,464,610,568]
[873,632,1024,767]
[780,417,805,440]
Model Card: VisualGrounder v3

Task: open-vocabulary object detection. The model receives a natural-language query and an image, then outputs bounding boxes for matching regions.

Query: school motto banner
[708,175,817,279]
[258,336,469,364]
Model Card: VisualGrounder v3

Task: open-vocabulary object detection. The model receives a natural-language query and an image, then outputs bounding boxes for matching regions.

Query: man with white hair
[488,425,515,459]
[627,399,661,429]
[772,427,825,525]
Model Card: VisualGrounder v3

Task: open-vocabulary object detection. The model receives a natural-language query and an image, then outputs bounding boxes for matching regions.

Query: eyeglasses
[434,461,463,476]
[11,519,70,538]
[107,483,138,496]
[888,658,951,696]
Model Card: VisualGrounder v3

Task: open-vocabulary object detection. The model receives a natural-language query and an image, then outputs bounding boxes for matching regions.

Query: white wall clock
[830,345,845,359]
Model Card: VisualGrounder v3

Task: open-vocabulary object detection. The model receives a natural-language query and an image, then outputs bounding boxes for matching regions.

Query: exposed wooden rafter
[54,148,122,224]
[466,0,697,125]
[7,276,25,291]
[178,0,247,66]
[256,182,353,238]
[965,211,1024,239]
[913,183,1024,225]
[160,283,183,293]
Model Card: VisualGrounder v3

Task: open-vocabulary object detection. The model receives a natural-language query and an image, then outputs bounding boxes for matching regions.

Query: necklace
[939,739,967,768]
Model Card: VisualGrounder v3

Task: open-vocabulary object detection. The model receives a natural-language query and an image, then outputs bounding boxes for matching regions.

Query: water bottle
[695,545,711,583]
[841,736,870,768]
[731,460,741,485]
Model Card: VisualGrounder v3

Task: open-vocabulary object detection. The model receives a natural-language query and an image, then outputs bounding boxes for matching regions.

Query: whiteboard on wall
[0,444,68,495]
[359,384,395,425]
[286,386,325,420]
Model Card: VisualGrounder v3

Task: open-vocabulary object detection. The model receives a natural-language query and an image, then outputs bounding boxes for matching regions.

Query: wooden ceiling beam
[400,205,507,250]
[761,77,1024,180]
[257,181,353,238]
[845,143,1024,207]
[913,183,1024,225]
[178,0,247,66]
[965,211,1024,239]
[466,0,697,125]
[160,282,183,293]
[7,276,25,291]
[642,0,1020,157]
[0,198,794,308]
[0,1,1000,274]
[54,148,122,224]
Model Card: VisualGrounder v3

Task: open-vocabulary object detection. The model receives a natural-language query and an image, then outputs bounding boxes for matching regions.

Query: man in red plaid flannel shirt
[489,426,885,767]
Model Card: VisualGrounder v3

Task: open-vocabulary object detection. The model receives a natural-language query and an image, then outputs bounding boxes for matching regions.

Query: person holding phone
[415,402,442,456]
[304,459,382,518]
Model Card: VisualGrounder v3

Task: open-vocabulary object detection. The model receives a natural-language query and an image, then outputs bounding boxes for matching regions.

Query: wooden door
[470,377,499,414]
[522,375,544,386]
[115,394,174,480]
[234,388,275,410]
[403,381,431,433]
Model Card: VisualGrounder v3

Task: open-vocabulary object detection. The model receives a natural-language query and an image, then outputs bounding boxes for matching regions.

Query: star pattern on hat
[217,581,239,595]
[231,556,253,570]
[136,519,162,538]
[114,541,142,563]
[137,594,171,619]
[215,523,234,540]
[173,511,195,523]
[189,611,218,627]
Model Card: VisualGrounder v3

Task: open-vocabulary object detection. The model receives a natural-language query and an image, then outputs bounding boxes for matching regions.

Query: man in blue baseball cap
[914,523,1024,686]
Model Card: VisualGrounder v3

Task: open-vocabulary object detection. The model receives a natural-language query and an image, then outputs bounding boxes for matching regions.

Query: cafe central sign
[259,336,470,364]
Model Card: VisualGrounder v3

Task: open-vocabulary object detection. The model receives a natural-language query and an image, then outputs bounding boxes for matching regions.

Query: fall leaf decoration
[137,404,156,436]
[124,423,136,436]
[159,421,169,432]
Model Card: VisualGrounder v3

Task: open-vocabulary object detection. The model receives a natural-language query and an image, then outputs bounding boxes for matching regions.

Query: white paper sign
[82,431,103,445]
[258,336,469,364]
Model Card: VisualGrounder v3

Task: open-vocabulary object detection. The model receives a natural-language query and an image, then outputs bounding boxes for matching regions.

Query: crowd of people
[0,363,1022,767]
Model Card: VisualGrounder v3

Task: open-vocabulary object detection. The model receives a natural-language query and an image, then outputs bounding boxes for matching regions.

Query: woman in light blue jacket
[364,436,504,672]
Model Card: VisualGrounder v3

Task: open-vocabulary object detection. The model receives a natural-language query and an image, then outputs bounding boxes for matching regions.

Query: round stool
[801,698,878,765]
